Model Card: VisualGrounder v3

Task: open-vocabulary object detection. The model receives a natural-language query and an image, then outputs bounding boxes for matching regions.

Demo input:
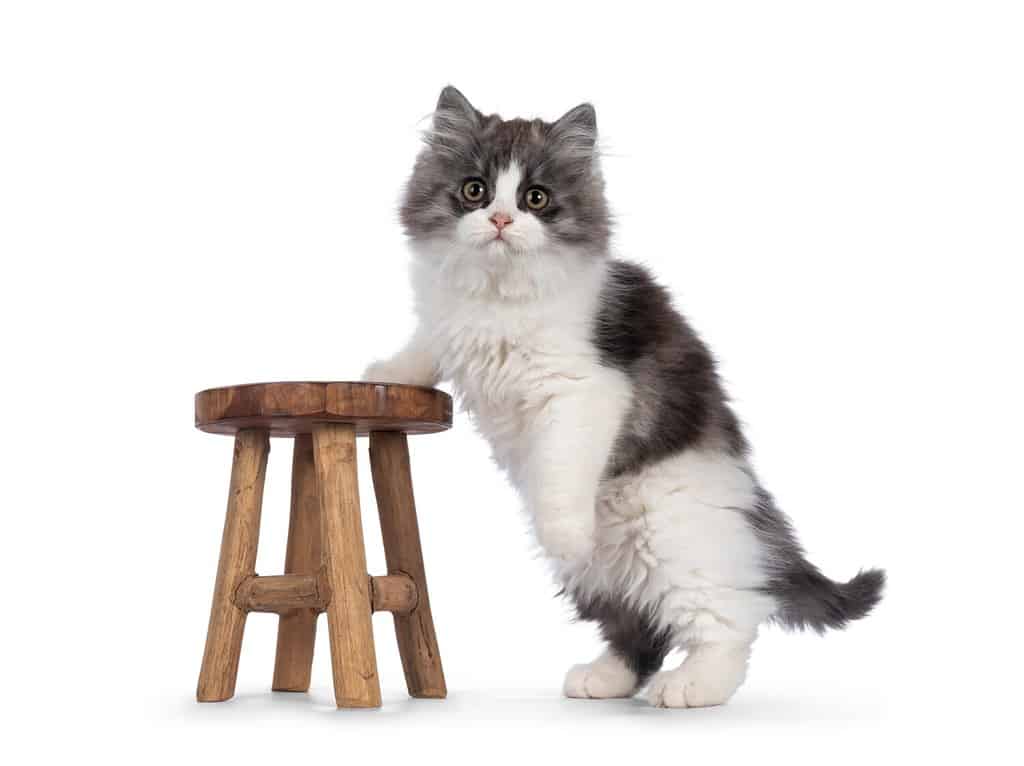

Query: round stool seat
[195,382,452,437]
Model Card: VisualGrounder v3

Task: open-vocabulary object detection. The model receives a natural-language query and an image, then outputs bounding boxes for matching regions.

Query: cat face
[400,87,610,295]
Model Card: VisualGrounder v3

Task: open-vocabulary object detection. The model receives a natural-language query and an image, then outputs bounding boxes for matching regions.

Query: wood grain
[370,574,419,615]
[197,429,269,702]
[369,431,447,699]
[195,382,452,437]
[237,573,329,613]
[271,434,322,692]
[234,573,415,615]
[313,423,382,708]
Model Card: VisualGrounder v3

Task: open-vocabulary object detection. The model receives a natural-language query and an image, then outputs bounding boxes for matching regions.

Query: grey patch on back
[401,86,611,252]
[594,260,747,478]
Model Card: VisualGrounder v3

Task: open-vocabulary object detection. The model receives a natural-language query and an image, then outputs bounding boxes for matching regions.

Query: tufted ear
[435,85,481,127]
[426,86,482,159]
[554,103,596,133]
[551,102,597,146]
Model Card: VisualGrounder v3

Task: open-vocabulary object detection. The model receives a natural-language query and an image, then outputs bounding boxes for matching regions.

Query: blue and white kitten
[365,86,884,708]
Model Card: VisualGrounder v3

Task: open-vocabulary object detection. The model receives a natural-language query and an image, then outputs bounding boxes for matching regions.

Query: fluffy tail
[746,488,885,632]
[771,563,886,633]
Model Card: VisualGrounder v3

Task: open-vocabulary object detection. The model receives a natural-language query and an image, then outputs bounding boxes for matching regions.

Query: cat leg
[565,586,673,699]
[646,638,753,709]
[524,374,631,560]
[563,649,638,699]
[363,327,440,387]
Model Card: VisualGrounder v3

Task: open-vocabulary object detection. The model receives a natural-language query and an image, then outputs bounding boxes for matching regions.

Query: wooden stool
[194,382,452,708]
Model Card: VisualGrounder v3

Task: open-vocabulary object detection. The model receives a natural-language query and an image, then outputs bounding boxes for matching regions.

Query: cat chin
[411,233,545,260]
[409,236,602,301]
[471,238,525,257]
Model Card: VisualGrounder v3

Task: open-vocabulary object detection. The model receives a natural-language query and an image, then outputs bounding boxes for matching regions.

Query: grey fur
[744,488,886,632]
[594,260,747,477]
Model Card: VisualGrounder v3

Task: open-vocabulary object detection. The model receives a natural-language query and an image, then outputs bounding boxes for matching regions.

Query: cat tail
[748,489,885,633]
[770,562,886,633]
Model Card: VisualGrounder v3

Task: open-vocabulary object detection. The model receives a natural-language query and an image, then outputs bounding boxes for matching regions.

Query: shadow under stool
[193,381,451,708]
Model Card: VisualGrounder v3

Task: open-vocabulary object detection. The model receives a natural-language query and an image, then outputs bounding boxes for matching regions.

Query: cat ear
[437,86,477,116]
[435,85,481,128]
[554,103,597,135]
[427,86,482,159]
[550,103,598,159]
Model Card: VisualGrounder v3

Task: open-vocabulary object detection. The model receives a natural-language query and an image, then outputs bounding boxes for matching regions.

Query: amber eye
[462,178,487,203]
[525,187,549,211]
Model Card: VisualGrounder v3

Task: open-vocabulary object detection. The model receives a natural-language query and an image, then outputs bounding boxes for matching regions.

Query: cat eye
[462,178,487,203]
[525,187,549,211]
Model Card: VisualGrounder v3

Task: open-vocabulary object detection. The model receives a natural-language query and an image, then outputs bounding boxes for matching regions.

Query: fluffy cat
[364,86,885,708]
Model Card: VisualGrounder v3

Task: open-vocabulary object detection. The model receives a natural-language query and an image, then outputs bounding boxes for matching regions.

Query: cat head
[401,86,610,298]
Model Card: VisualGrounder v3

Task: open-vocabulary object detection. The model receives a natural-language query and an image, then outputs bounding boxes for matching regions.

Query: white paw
[535,513,595,561]
[363,359,402,383]
[564,655,637,699]
[362,359,426,386]
[645,655,746,709]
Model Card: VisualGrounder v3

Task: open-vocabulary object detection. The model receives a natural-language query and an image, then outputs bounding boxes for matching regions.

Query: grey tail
[770,563,886,633]
[745,488,885,633]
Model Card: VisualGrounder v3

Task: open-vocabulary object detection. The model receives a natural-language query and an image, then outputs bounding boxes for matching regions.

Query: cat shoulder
[595,260,680,366]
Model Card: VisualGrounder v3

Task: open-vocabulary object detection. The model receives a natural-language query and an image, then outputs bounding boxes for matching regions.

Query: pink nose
[489,212,513,231]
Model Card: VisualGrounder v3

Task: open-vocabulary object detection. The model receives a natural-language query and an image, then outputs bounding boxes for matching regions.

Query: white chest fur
[414,257,623,483]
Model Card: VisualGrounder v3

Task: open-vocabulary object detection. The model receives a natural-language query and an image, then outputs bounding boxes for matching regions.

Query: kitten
[365,86,885,708]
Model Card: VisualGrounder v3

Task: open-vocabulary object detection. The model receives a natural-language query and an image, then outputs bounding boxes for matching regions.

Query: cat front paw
[362,358,430,386]
[363,359,402,383]
[535,513,595,561]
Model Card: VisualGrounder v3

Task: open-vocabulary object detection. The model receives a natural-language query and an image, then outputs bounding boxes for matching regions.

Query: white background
[2,1,1021,762]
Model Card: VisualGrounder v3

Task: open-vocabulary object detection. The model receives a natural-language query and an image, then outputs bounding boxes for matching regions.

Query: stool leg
[369,431,447,699]
[197,428,270,702]
[313,423,381,708]
[272,434,322,692]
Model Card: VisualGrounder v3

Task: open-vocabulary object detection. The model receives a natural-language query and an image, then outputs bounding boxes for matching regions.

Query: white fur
[647,642,752,708]
[564,649,637,699]
[557,449,776,645]
[365,159,775,707]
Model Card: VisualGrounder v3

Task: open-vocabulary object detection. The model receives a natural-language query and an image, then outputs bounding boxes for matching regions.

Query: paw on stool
[193,381,451,708]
